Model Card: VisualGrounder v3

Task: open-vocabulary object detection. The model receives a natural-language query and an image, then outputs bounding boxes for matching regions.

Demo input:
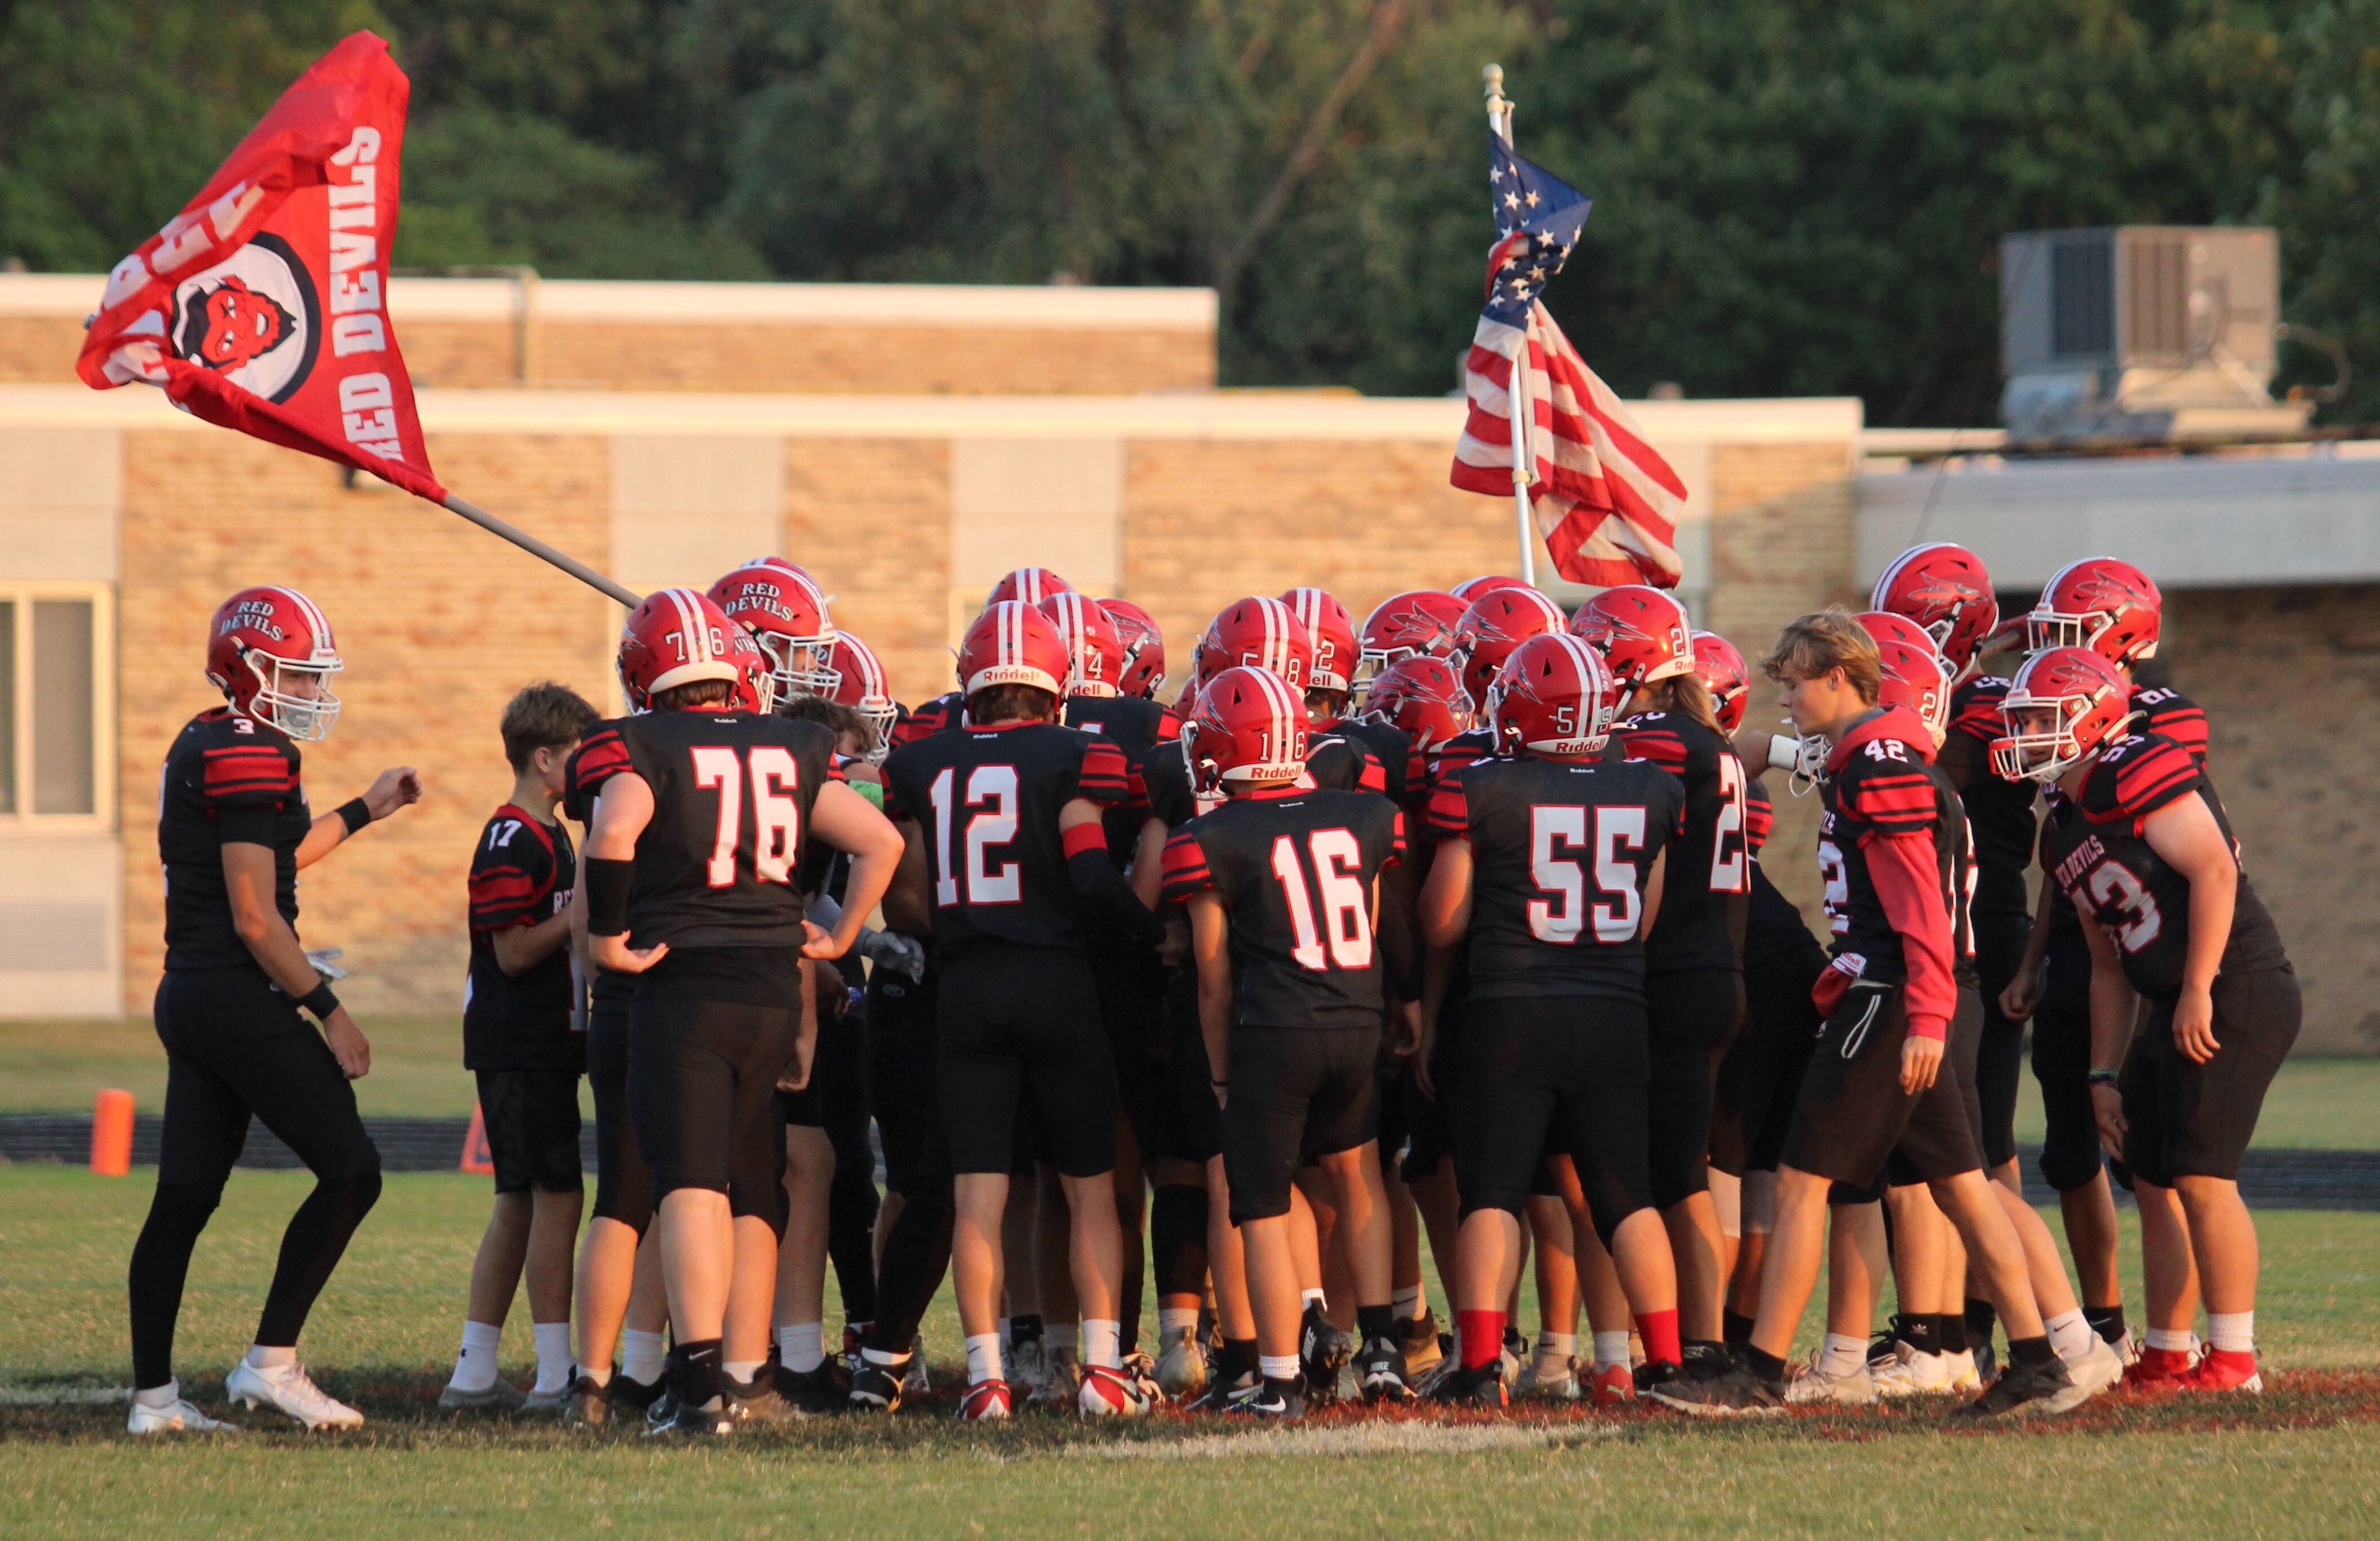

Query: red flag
[77,32,443,501]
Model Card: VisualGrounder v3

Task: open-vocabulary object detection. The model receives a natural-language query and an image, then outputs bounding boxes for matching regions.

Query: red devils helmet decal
[1567,585,1693,689]
[1690,630,1751,735]
[1452,586,1567,703]
[1871,542,1998,671]
[1855,610,1943,663]
[1359,655,1474,749]
[2029,557,2164,666]
[1355,590,1468,684]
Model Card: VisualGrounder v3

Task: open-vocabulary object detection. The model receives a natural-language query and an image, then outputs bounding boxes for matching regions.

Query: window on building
[0,586,112,826]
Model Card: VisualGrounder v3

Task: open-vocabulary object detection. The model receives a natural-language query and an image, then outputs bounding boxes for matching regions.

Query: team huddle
[121,542,2299,1433]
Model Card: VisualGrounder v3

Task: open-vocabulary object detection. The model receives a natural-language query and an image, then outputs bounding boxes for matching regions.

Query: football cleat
[1500,1327,1529,1389]
[1514,1353,1580,1402]
[523,1372,576,1413]
[1355,1336,1416,1403]
[1949,1356,2083,1419]
[2126,1345,2198,1389]
[1223,1380,1306,1420]
[1007,1334,1050,1396]
[1429,1362,1510,1410]
[1120,1352,1167,1409]
[1679,1340,1735,1384]
[1299,1305,1354,1406]
[2062,1335,2125,1402]
[436,1376,526,1412]
[958,1377,1013,1421]
[1870,1343,1959,1398]
[1155,1325,1209,1398]
[643,1386,681,1430]
[903,1335,933,1396]
[561,1373,612,1426]
[608,1371,664,1416]
[725,1367,804,1426]
[1944,1348,1983,1392]
[1028,1346,1082,1411]
[1077,1363,1154,1418]
[774,1361,847,1416]
[1588,1362,1637,1408]
[1185,1367,1259,1414]
[847,1356,908,1413]
[1971,1336,1998,1384]
[1646,1362,1786,1419]
[226,1359,364,1430]
[2183,1348,2264,1394]
[645,1394,734,1438]
[1401,1313,1445,1384]
[1784,1356,1879,1407]
[126,1392,235,1435]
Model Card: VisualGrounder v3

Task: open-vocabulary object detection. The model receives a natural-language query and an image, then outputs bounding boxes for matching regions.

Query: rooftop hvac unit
[1999,226,2309,443]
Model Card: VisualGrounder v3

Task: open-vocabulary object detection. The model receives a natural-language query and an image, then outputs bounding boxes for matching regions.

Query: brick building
[0,275,2370,1050]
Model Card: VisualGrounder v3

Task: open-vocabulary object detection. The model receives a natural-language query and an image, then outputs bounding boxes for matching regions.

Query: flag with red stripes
[1448,136,1686,589]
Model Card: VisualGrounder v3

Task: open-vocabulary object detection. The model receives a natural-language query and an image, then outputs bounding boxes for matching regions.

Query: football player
[1417,634,1690,1407]
[876,601,1160,1420]
[1651,610,2082,1419]
[584,588,901,1435]
[441,683,601,1415]
[1162,667,1417,1416]
[2001,647,2296,1392]
[129,587,421,1434]
[710,558,839,704]
[1353,589,1468,688]
[1570,586,1750,1383]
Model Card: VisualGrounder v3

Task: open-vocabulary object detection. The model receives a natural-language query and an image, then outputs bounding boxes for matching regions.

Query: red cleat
[1589,1364,1636,1408]
[958,1377,1013,1421]
[2124,1346,2197,1389]
[2183,1348,2264,1394]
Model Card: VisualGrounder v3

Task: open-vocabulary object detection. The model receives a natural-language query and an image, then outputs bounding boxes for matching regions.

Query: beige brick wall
[783,438,954,709]
[120,430,616,1015]
[0,316,82,384]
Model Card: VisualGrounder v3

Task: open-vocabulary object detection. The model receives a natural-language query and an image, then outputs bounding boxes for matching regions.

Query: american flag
[1450,134,1687,589]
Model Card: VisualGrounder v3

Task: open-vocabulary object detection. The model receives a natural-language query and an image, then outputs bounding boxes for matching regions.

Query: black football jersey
[1160,786,1404,1028]
[1922,761,1981,986]
[892,691,967,750]
[1320,717,1408,803]
[1815,717,1960,987]
[2043,681,2211,943]
[1065,693,1171,863]
[2039,731,2288,999]
[1745,775,1776,861]
[882,720,1133,956]
[1613,712,1751,974]
[464,805,581,1070]
[1427,754,1684,1004]
[159,708,311,971]
[615,708,836,950]
[1942,674,2037,920]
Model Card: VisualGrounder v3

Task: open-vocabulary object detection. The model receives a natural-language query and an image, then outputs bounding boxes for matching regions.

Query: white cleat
[1944,1349,1982,1392]
[902,1336,933,1397]
[225,1359,364,1430]
[1514,1356,1582,1402]
[2060,1334,2125,1403]
[127,1392,236,1435]
[1008,1336,1049,1396]
[1155,1326,1209,1399]
[1869,1344,1957,1398]
[1785,1357,1879,1406]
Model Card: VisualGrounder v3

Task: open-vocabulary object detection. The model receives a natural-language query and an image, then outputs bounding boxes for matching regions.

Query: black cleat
[1224,1379,1306,1420]
[643,1393,733,1437]
[775,1360,846,1415]
[1430,1361,1509,1409]
[1633,1358,1688,1395]
[726,1371,805,1426]
[607,1371,664,1417]
[1300,1304,1353,1406]
[1355,1335,1415,1403]
[1185,1368,1258,1415]
[847,1357,907,1413]
[642,1386,681,1431]
[1680,1341,1735,1383]
[1646,1363,1787,1418]
[561,1372,611,1427]
[1950,1355,2081,1420]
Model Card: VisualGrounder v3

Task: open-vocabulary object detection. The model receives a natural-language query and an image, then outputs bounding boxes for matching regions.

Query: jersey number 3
[690,746,803,888]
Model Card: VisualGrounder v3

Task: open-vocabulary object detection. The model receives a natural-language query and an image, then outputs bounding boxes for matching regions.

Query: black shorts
[810,984,871,1153]
[2030,926,2104,1193]
[2122,967,2301,1187]
[937,945,1116,1179]
[1399,988,1463,1184]
[1972,911,2031,1168]
[1453,997,1653,1242]
[627,982,796,1231]
[865,960,941,1196]
[475,1067,584,1194]
[1222,1022,1380,1222]
[586,974,654,1230]
[1093,946,1166,1157]
[1145,967,1224,1163]
[1780,982,1981,1190]
[1644,968,1745,1207]
[1885,986,1986,1189]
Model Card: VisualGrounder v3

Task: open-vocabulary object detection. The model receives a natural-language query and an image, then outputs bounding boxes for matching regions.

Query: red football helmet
[826,631,897,761]
[1875,637,1951,742]
[1450,574,1533,603]
[985,567,1073,607]
[1099,598,1166,699]
[1856,609,1944,662]
[1280,587,1358,695]
[205,585,343,741]
[708,557,836,699]
[1359,656,1474,749]
[620,587,770,712]
[2027,557,2163,666]
[1038,591,1126,698]
[1567,585,1693,690]
[956,600,1072,699]
[1486,633,1623,757]
[1992,646,2136,783]
[1195,596,1313,691]
[1355,590,1467,685]
[1184,665,1310,790]
[1453,586,1568,703]
[1871,542,1999,671]
[1690,630,1750,735]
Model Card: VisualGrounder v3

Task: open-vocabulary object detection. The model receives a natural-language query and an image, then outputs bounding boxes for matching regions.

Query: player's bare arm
[1186,890,1232,1100]
[2141,793,2240,1064]
[223,840,369,1079]
[583,770,669,975]
[1999,866,2058,1022]
[2076,905,2135,1157]
[806,778,904,959]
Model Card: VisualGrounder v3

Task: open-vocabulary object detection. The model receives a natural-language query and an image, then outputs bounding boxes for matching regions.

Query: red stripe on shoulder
[1426,776,1471,839]
[1616,726,1688,775]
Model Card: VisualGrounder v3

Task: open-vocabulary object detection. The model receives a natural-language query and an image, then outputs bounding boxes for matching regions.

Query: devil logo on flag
[169,235,321,403]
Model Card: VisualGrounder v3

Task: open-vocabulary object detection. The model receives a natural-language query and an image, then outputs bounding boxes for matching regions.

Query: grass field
[4,1165,2380,1537]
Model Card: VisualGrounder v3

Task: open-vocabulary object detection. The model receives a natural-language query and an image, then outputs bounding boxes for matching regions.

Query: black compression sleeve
[586,857,633,937]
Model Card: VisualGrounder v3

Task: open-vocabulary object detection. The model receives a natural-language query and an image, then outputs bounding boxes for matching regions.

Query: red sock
[1634,1309,1681,1368]
[1458,1309,1505,1371]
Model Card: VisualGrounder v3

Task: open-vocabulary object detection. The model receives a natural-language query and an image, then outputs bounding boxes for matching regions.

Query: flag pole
[1484,64,1538,589]
[436,490,642,607]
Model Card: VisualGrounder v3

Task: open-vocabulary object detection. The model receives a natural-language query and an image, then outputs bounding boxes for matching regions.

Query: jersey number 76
[690,746,804,888]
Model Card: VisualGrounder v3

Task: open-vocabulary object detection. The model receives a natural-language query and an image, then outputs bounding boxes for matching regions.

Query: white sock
[1259,1353,1300,1383]
[247,1343,297,1372]
[1083,1318,1122,1371]
[776,1322,825,1374]
[1534,1331,1576,1371]
[1301,1287,1328,1314]
[966,1333,1003,1384]
[2145,1326,2199,1354]
[2045,1308,2094,1362]
[1047,1322,1078,1356]
[1393,1284,1424,1320]
[622,1328,668,1385]
[532,1322,573,1394]
[134,1379,180,1410]
[723,1358,767,1386]
[581,1361,611,1387]
[1157,1307,1199,1337]
[1591,1331,1631,1372]
[451,1322,501,1392]
[1818,1333,1868,1378]
[2208,1312,2255,1354]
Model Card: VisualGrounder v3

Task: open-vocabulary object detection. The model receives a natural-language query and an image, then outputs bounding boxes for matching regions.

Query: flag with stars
[1450,134,1686,588]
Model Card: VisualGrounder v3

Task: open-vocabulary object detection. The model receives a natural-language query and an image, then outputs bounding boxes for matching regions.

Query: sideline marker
[90,1089,134,1177]
[461,1102,495,1175]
